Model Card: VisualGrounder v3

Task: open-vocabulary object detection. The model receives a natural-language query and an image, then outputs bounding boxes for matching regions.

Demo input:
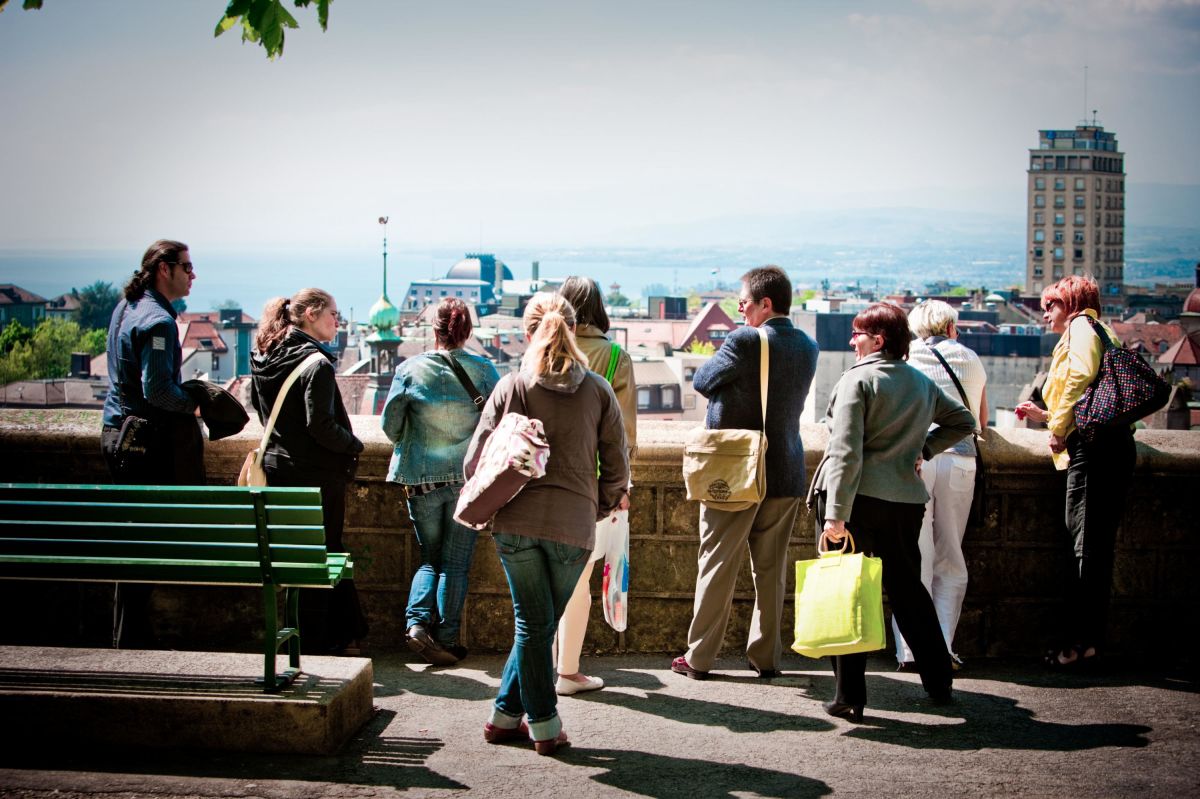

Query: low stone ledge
[0,645,374,754]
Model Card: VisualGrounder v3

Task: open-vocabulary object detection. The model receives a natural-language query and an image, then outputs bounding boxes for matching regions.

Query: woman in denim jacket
[382,298,500,665]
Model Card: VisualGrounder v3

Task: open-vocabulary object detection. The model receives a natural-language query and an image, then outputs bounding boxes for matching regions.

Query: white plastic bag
[598,508,630,632]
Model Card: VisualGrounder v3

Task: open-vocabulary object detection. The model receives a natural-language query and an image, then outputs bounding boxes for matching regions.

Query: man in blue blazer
[672,266,819,680]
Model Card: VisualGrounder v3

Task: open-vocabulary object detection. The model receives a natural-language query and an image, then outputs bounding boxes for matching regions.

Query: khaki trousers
[684,496,801,672]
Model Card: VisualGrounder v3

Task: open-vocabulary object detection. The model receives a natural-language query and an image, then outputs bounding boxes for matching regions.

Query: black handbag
[928,345,987,529]
[1073,316,1171,442]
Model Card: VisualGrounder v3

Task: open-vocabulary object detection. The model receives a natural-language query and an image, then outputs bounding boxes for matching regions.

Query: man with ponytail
[464,292,628,756]
[101,239,203,647]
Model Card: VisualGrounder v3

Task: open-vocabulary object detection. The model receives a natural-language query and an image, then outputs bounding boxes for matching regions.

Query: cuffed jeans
[405,484,478,646]
[490,533,589,742]
[1062,427,1135,650]
[894,452,975,663]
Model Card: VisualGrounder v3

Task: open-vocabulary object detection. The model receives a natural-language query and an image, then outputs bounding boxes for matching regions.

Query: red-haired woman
[251,288,367,655]
[382,298,500,666]
[806,302,974,721]
[1016,276,1135,670]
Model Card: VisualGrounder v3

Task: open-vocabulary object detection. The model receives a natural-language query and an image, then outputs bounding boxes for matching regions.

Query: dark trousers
[267,466,369,653]
[1063,427,1135,650]
[815,493,952,706]
[101,416,206,649]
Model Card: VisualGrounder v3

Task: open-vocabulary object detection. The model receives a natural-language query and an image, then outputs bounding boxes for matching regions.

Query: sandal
[1043,645,1099,671]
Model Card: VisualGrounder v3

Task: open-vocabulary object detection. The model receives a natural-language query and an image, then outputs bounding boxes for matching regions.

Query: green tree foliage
[0,320,32,355]
[719,297,740,319]
[78,281,120,331]
[215,0,332,60]
[215,299,243,310]
[5,0,332,60]
[686,340,716,356]
[608,291,630,308]
[0,318,102,384]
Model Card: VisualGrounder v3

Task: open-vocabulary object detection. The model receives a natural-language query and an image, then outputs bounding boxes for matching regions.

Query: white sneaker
[556,674,604,695]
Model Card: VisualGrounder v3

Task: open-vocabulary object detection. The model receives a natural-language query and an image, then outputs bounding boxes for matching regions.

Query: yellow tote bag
[791,532,885,659]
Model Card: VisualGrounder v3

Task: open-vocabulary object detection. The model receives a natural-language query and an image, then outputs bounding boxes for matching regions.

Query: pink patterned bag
[454,409,549,530]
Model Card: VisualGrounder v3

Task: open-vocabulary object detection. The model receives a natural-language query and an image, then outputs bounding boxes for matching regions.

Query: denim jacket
[381,349,501,484]
[102,288,196,428]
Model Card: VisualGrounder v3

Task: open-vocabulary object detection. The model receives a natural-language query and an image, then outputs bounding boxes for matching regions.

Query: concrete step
[0,645,374,754]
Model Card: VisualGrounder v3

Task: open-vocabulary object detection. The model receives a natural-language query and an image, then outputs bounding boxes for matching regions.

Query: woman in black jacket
[251,288,367,655]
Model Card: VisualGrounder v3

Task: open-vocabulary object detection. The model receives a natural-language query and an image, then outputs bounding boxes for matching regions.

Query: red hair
[853,302,911,360]
[1041,275,1100,317]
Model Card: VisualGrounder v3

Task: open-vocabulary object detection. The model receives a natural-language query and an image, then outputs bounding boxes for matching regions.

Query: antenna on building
[1082,64,1088,125]
[1092,108,1098,126]
[378,216,389,298]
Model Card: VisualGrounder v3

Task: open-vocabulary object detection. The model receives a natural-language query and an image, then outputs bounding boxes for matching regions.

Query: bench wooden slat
[0,519,328,547]
[0,501,324,527]
[0,537,330,563]
[0,553,351,586]
[0,484,323,507]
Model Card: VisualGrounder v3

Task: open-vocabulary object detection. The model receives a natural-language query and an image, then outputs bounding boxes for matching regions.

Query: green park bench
[0,483,354,692]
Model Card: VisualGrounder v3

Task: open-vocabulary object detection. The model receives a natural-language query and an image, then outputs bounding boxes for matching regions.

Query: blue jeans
[490,533,589,741]
[405,484,478,646]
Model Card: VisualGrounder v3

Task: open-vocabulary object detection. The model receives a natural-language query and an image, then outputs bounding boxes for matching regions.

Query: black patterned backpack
[1073,316,1171,442]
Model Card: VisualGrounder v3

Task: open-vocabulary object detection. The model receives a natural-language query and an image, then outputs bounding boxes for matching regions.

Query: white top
[908,336,987,457]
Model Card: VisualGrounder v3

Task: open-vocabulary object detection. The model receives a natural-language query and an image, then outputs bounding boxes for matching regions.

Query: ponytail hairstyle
[255,287,334,354]
[557,276,610,333]
[521,292,587,377]
[125,239,188,301]
[434,297,473,349]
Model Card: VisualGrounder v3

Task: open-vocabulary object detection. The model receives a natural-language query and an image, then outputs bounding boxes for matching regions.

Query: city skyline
[1,0,1198,258]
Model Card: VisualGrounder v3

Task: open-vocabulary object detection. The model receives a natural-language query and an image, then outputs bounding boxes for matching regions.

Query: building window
[1033,246,1044,259]
[1095,178,1102,190]
[212,355,220,371]
[1074,178,1084,190]
[1033,230,1045,242]
[1074,231,1085,243]
[1034,194,1045,208]
[1074,213,1085,225]
[440,290,447,297]
[1054,213,1065,226]
[1054,195,1065,208]
[637,388,651,410]
[1054,247,1064,260]
[1053,230,1064,243]
[662,386,678,409]
[1074,195,1085,208]
[456,290,463,297]
[1034,211,1044,224]
[1054,178,1065,191]
[684,367,696,380]
[1035,177,1045,190]
[1074,248,1084,260]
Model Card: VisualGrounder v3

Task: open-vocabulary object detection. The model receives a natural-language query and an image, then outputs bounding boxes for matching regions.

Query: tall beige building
[1026,125,1126,316]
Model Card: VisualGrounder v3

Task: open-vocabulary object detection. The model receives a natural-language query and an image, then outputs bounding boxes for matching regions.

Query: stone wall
[1,410,1197,663]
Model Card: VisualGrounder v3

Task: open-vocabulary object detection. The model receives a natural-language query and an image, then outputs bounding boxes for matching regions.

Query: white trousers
[555,509,624,675]
[894,453,975,663]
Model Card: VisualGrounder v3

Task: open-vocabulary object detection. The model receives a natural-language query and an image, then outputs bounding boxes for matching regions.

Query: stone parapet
[1,410,1197,662]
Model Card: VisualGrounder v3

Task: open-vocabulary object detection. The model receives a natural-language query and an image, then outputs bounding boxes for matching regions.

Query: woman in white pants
[894,300,987,670]
[553,277,637,695]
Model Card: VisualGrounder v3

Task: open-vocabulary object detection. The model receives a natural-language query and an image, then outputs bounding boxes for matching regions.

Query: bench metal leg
[257,584,300,693]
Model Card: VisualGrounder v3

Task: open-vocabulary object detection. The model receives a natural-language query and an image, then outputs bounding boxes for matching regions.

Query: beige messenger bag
[682,326,769,511]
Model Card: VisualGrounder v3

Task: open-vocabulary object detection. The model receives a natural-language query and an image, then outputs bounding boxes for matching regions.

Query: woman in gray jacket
[806,302,974,722]
[465,292,629,756]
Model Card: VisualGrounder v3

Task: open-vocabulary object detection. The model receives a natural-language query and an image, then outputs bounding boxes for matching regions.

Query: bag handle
[437,351,485,409]
[928,343,984,461]
[757,326,769,427]
[1081,314,1116,351]
[254,351,326,467]
[818,530,856,555]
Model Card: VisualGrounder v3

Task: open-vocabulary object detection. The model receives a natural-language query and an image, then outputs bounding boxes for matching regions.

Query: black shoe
[927,689,955,706]
[747,661,781,679]
[823,701,864,723]
[407,624,458,666]
[446,644,469,661]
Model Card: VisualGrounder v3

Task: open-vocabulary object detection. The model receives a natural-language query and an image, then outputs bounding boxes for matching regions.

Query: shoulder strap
[437,351,485,409]
[255,351,326,461]
[928,344,970,407]
[757,326,769,428]
[603,341,621,384]
[1082,315,1116,350]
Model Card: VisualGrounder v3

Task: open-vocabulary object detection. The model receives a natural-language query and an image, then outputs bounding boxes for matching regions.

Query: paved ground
[0,652,1196,799]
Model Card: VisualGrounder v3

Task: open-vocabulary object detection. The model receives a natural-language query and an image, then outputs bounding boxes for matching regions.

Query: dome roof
[1185,287,1200,315]
[446,256,513,281]
[985,293,1006,303]
[369,294,399,329]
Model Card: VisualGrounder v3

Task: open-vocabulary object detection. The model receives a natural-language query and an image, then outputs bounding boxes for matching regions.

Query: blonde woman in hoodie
[464,292,629,756]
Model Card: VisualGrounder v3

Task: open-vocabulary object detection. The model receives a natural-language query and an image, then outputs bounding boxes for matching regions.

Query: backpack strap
[603,341,621,384]
[437,351,485,410]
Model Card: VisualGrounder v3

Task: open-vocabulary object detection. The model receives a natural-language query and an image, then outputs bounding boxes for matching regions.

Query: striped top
[908,336,987,457]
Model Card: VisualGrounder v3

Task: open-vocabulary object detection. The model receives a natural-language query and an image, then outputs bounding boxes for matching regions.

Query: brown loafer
[407,624,458,666]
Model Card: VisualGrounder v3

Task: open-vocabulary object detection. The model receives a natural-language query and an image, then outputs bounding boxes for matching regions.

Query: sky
[1,0,1197,258]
